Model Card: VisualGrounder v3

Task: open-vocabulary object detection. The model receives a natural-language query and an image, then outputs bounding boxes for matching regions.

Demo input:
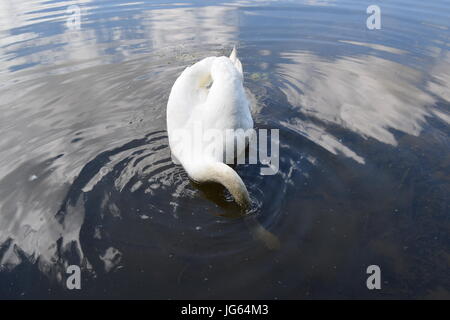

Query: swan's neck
[188,162,251,210]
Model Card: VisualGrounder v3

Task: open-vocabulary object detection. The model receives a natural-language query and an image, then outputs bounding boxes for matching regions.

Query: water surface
[0,0,449,299]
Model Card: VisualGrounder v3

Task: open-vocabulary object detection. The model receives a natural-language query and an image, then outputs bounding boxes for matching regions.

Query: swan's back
[166,56,216,133]
[167,49,253,166]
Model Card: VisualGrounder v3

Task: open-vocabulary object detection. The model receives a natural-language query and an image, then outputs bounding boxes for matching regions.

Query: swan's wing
[229,46,243,78]
[167,57,216,133]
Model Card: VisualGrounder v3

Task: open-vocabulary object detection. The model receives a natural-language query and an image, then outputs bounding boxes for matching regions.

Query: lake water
[0,0,449,299]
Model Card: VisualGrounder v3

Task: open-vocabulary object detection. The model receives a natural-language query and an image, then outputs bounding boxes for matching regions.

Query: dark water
[0,0,449,299]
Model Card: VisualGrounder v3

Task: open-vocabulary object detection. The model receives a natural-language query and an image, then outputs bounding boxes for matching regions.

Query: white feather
[166,48,253,208]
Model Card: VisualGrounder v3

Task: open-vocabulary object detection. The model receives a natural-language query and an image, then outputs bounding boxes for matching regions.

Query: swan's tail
[191,162,251,210]
[230,46,238,62]
[229,46,243,77]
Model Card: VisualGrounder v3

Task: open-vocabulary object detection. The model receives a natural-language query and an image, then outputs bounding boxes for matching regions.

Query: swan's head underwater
[166,47,254,211]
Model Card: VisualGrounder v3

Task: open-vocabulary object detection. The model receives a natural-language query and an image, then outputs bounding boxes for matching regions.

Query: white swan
[167,47,254,210]
[166,48,280,250]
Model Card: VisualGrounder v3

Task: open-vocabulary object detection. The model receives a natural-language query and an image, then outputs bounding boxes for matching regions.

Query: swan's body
[167,48,253,209]
[166,48,280,250]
